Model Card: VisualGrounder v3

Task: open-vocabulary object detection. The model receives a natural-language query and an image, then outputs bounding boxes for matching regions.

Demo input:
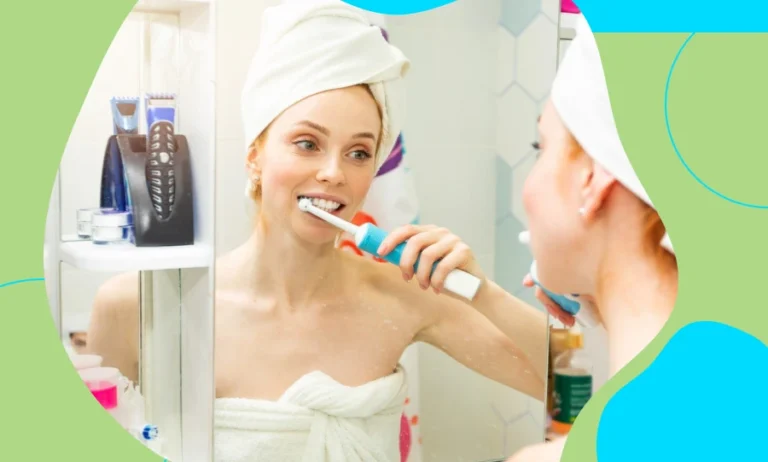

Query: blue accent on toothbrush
[533,283,581,316]
[528,265,582,316]
[355,223,439,275]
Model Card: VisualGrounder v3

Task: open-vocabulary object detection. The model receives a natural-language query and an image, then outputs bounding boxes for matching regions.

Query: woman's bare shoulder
[92,271,140,313]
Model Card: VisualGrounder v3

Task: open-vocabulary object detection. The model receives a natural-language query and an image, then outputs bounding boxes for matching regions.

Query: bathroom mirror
[45,0,564,461]
[211,0,556,461]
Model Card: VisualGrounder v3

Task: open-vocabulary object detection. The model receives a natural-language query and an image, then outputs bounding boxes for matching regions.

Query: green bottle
[551,325,593,435]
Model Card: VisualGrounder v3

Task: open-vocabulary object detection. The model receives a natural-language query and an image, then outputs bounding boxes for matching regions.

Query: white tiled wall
[214,0,282,253]
[492,0,561,456]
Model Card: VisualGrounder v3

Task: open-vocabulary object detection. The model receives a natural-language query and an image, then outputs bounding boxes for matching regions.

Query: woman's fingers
[535,288,575,327]
[522,273,534,287]
[377,224,435,256]
[429,241,473,293]
[412,232,460,289]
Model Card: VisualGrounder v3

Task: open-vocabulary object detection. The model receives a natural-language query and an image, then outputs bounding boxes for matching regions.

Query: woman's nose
[316,158,346,185]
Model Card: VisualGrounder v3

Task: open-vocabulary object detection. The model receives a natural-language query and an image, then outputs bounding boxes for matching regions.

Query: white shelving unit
[559,12,579,40]
[557,12,580,63]
[47,0,216,460]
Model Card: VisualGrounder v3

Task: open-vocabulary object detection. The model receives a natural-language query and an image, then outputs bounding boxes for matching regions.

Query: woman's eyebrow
[296,120,330,135]
[296,120,375,141]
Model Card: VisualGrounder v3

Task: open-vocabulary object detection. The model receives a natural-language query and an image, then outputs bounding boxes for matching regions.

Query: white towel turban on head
[241,0,410,186]
[551,16,673,254]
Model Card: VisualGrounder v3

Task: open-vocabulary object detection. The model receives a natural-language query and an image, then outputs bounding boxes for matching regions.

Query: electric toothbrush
[298,198,482,301]
[518,231,599,328]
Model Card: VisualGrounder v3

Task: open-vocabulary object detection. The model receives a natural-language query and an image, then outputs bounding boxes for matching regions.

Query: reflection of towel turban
[551,16,673,254]
[241,0,410,174]
[63,312,90,335]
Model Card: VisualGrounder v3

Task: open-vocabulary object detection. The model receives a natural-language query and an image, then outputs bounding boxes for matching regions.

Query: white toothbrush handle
[443,269,483,301]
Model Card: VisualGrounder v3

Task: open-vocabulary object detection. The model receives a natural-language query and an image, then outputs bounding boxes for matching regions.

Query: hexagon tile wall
[492,0,559,452]
[494,0,559,309]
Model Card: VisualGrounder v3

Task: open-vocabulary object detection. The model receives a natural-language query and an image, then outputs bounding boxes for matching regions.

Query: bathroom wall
[213,0,282,253]
[386,1,557,459]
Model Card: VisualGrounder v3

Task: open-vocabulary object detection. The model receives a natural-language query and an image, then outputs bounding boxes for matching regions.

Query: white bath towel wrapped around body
[214,366,408,462]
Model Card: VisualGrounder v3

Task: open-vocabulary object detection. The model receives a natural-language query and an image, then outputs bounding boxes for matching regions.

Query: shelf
[559,12,580,40]
[60,239,212,272]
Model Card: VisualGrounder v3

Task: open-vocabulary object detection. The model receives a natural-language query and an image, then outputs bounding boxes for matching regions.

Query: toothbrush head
[298,198,313,212]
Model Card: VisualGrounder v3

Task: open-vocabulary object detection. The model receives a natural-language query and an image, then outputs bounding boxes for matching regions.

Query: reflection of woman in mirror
[88,1,551,460]
[63,312,90,355]
[506,16,677,462]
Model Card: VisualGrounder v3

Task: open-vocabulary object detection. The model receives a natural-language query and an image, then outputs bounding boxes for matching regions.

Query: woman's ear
[245,142,263,178]
[580,163,616,221]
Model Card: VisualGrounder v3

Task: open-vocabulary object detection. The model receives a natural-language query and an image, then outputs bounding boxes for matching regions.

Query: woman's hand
[377,224,485,295]
[522,274,575,327]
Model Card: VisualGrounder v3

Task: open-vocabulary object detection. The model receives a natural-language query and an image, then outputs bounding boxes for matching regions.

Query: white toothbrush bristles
[298,198,359,235]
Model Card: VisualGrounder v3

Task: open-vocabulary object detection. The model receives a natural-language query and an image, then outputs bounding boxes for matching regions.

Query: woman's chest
[213,297,418,400]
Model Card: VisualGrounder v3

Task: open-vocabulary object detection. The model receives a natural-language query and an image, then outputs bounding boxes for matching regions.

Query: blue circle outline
[665,33,768,209]
[0,278,44,290]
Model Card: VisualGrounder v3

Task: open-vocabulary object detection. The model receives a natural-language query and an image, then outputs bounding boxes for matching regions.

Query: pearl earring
[578,207,586,216]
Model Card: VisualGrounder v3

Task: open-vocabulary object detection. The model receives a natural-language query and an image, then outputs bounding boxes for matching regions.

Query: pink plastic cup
[79,367,120,410]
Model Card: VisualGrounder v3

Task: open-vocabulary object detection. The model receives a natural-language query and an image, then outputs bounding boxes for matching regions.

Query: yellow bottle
[550,325,593,435]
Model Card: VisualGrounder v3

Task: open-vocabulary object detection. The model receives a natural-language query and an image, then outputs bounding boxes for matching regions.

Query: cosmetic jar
[70,354,103,370]
[76,208,100,238]
[91,209,133,245]
[79,367,121,410]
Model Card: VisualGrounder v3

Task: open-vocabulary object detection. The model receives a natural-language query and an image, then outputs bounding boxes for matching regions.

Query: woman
[87,2,550,461]
[504,15,678,462]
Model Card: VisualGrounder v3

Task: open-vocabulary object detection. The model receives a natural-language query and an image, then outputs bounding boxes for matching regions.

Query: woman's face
[250,86,381,244]
[522,99,595,294]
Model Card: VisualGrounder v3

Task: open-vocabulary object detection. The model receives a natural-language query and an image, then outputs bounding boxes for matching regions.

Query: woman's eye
[350,150,372,161]
[296,140,317,151]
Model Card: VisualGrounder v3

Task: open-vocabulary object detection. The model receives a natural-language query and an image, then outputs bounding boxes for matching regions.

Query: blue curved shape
[597,321,765,461]
[664,34,768,209]
[574,0,768,33]
[0,277,45,289]
[342,0,454,15]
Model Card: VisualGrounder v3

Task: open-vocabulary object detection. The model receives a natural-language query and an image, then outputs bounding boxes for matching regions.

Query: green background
[0,1,159,460]
[1,1,767,460]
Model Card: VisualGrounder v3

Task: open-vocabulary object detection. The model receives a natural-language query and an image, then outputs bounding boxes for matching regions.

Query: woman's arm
[469,278,550,382]
[406,284,547,401]
[377,224,550,399]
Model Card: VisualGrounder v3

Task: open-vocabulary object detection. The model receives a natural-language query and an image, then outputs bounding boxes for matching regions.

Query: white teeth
[300,196,342,212]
